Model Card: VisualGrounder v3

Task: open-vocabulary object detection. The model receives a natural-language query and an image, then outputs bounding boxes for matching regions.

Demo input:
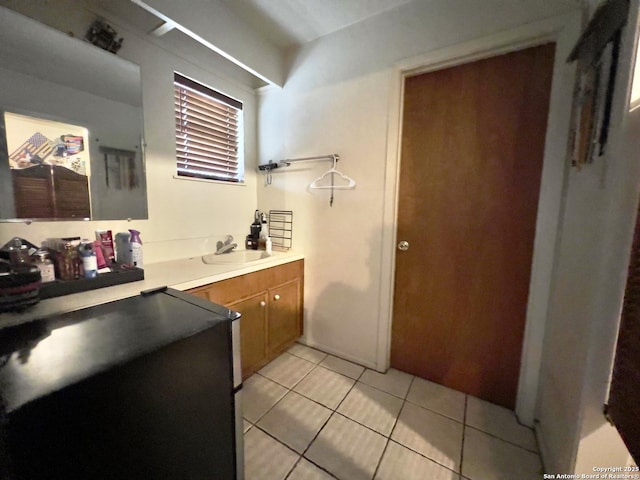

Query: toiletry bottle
[58,241,80,280]
[115,232,132,265]
[33,251,55,282]
[266,236,273,256]
[129,229,143,268]
[78,240,97,278]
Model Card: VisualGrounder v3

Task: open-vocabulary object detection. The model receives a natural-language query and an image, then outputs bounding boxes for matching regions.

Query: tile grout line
[247,357,320,425]
[251,422,339,480]
[261,345,360,480]
[378,374,464,478]
[370,375,416,479]
[294,351,366,479]
[460,394,468,478]
[463,425,541,454]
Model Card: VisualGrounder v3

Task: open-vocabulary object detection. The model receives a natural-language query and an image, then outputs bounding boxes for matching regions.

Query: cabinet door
[268,279,301,354]
[228,293,268,379]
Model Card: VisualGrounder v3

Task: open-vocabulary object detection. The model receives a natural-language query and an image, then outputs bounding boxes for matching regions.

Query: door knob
[260,301,266,307]
[398,240,409,251]
[274,294,280,301]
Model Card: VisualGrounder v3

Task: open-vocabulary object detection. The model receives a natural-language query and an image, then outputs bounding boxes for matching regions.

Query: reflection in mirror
[4,112,91,219]
[0,7,148,221]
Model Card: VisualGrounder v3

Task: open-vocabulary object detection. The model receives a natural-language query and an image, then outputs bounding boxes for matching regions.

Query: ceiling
[0,0,586,87]
[221,0,414,48]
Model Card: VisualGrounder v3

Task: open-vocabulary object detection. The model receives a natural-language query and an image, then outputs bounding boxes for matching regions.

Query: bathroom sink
[201,250,275,265]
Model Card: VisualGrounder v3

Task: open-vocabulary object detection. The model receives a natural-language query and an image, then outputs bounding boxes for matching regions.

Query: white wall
[257,0,579,371]
[0,2,260,263]
[536,2,639,473]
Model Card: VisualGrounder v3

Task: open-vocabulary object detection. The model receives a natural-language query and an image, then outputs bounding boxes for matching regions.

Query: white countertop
[0,250,304,328]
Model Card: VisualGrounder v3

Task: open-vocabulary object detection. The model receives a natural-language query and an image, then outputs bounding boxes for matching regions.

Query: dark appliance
[0,287,243,479]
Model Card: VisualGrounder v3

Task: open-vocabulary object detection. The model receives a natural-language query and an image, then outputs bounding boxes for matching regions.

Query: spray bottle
[129,229,143,268]
[78,240,97,278]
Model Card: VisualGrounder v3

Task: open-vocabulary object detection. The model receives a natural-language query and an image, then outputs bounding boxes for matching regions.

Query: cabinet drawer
[190,260,303,305]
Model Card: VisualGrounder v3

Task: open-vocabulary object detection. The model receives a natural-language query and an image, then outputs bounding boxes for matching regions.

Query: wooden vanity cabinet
[188,260,303,379]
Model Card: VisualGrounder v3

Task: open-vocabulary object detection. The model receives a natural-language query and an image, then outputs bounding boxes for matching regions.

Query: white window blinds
[174,73,243,182]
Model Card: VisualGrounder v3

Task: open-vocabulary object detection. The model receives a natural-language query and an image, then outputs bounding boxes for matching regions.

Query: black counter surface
[0,288,236,413]
[0,287,239,480]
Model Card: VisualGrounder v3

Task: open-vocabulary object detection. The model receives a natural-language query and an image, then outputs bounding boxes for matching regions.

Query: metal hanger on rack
[257,154,356,206]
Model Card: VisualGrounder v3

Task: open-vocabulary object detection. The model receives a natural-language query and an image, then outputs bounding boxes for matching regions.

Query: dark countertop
[0,288,237,413]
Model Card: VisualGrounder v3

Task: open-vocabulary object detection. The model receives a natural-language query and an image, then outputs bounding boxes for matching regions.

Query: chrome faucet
[215,235,237,255]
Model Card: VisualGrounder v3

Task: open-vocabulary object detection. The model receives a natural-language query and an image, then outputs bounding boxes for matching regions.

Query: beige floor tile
[359,368,413,399]
[288,458,336,480]
[306,413,387,480]
[288,343,328,364]
[465,396,537,451]
[320,355,365,379]
[462,427,542,480]
[337,383,403,436]
[293,366,355,409]
[391,402,463,472]
[243,374,289,423]
[259,352,316,388]
[244,427,300,480]
[258,391,332,453]
[375,441,459,480]
[406,377,466,422]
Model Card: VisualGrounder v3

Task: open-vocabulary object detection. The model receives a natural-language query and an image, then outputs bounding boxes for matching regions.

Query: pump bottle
[129,229,143,268]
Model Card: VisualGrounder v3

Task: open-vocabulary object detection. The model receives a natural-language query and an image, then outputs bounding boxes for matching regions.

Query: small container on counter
[33,250,55,283]
[245,235,258,250]
[95,230,115,265]
[8,238,31,267]
[115,232,132,265]
[78,240,97,278]
[56,241,81,281]
[266,236,273,256]
[128,229,143,268]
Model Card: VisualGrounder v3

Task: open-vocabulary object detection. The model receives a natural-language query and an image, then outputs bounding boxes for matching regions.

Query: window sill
[172,174,246,186]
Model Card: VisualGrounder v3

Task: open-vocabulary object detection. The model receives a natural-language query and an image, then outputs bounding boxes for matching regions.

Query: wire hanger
[309,154,356,206]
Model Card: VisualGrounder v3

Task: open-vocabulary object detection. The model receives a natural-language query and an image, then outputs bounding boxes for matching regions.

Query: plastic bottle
[115,232,132,265]
[78,240,97,278]
[266,236,273,256]
[129,229,143,268]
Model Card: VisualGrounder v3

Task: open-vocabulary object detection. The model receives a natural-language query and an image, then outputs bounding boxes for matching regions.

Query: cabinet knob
[259,301,266,307]
[274,294,280,301]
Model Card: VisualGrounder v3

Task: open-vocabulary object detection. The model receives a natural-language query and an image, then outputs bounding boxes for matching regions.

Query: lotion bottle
[129,229,143,268]
[266,236,273,256]
[78,240,98,278]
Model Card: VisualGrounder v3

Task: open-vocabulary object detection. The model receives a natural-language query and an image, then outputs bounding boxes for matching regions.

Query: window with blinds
[174,73,243,183]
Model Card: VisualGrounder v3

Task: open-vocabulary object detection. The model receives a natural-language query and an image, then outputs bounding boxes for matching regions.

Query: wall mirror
[0,7,148,221]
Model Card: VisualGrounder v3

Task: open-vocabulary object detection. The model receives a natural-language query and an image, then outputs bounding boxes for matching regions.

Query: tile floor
[243,343,543,480]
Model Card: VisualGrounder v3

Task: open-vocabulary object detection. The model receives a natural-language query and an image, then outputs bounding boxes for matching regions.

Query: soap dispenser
[129,229,143,268]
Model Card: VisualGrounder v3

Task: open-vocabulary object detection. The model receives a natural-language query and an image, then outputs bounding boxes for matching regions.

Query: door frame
[376,11,582,425]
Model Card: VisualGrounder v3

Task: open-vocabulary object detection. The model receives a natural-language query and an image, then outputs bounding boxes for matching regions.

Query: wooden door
[268,279,301,354]
[390,43,556,409]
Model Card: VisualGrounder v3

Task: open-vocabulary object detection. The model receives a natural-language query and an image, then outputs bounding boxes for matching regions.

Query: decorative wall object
[566,0,630,168]
[85,19,123,54]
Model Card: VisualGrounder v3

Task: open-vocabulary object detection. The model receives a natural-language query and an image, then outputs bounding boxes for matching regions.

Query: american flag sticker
[9,132,54,164]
